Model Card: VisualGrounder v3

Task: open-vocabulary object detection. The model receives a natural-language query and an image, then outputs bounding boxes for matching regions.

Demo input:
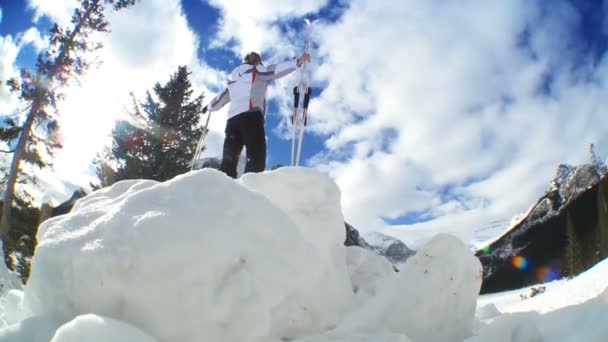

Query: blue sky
[1,0,608,241]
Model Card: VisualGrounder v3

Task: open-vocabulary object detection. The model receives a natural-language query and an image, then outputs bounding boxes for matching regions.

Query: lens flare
[535,266,560,282]
[511,256,530,271]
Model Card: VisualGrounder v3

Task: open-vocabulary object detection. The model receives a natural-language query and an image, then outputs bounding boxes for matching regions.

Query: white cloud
[183,0,608,235]
[308,0,608,233]
[0,36,19,115]
[208,0,327,56]
[17,27,48,52]
[26,0,76,26]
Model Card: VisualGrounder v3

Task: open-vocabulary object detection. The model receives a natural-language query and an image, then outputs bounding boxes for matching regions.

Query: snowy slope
[0,167,607,341]
[471,257,608,341]
[478,256,608,314]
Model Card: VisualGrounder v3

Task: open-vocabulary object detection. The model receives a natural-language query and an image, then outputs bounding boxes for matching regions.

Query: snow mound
[338,234,483,342]
[50,314,158,342]
[23,168,352,342]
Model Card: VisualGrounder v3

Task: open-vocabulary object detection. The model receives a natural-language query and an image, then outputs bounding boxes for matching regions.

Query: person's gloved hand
[297,52,311,67]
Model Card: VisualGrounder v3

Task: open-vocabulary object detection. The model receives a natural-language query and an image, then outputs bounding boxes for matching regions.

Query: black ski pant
[219,110,266,178]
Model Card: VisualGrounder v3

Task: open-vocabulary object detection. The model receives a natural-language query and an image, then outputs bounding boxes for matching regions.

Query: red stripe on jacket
[249,68,257,110]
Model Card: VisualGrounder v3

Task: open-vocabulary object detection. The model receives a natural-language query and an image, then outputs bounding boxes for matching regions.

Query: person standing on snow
[205,51,311,178]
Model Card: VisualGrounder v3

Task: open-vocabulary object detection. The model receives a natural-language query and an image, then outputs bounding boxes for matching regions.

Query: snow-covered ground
[0,168,607,341]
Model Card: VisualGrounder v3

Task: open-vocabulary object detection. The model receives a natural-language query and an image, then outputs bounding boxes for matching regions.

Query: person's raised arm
[256,52,311,81]
[207,87,230,112]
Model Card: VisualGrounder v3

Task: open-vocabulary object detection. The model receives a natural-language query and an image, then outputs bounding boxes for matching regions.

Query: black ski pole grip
[293,86,300,108]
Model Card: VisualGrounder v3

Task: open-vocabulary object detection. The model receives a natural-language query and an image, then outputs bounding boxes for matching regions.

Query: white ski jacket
[208,58,301,119]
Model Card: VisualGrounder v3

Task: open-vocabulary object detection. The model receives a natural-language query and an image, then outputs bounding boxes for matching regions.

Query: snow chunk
[467,312,542,342]
[0,314,65,342]
[0,289,25,327]
[239,168,354,338]
[476,303,502,320]
[339,234,482,342]
[345,246,395,300]
[50,314,158,342]
[24,168,351,342]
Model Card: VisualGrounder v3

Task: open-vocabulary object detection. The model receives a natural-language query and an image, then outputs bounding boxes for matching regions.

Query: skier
[205,51,311,178]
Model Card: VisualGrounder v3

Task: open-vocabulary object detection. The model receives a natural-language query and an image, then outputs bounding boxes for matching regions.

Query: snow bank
[22,168,352,342]
[536,289,608,341]
[469,289,608,342]
[472,258,608,342]
[49,314,158,342]
[11,166,604,341]
[338,234,483,342]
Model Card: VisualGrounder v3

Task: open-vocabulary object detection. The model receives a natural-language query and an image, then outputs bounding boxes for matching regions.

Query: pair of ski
[291,18,314,167]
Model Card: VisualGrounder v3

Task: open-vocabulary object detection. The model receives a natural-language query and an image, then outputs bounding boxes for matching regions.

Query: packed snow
[0,243,21,298]
[50,314,159,342]
[0,168,607,341]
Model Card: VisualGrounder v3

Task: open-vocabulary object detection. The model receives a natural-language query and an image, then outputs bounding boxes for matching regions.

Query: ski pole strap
[303,87,311,109]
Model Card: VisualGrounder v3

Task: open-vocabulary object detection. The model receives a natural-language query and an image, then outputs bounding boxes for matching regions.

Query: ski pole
[291,84,301,166]
[191,105,209,170]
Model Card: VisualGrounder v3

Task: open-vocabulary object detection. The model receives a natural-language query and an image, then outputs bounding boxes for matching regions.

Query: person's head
[244,52,262,66]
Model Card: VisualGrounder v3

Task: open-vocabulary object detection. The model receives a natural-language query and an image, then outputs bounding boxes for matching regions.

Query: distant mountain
[477,163,608,294]
[344,223,415,267]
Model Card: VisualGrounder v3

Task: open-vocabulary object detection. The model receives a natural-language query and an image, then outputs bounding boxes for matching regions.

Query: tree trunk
[0,99,41,240]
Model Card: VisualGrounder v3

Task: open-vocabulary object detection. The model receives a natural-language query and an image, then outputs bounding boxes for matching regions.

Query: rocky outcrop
[476,164,608,294]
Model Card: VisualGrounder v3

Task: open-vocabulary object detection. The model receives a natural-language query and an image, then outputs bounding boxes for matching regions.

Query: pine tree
[97,66,205,185]
[1,1,138,245]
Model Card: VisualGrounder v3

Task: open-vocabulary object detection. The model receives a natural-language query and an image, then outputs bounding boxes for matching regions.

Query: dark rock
[53,189,87,216]
[344,222,415,267]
